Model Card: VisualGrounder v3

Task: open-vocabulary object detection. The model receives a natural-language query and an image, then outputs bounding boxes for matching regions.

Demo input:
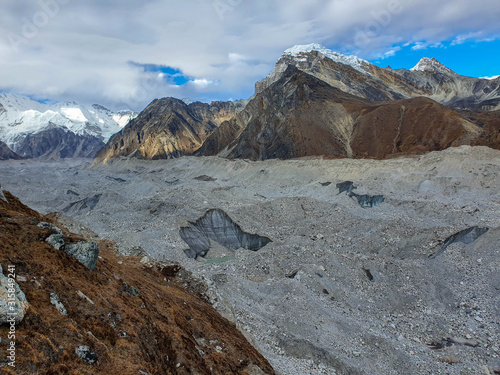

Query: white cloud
[190,78,217,89]
[377,46,401,59]
[411,41,444,50]
[0,0,499,110]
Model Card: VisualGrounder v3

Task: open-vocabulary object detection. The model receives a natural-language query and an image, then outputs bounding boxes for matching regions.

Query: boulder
[0,265,29,325]
[50,293,67,316]
[37,222,63,234]
[64,242,99,271]
[46,234,65,250]
[75,345,98,365]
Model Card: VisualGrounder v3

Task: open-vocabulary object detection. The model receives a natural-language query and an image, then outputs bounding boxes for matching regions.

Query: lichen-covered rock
[64,242,99,271]
[0,265,29,325]
[75,345,98,365]
[123,282,140,297]
[50,293,67,316]
[37,222,62,234]
[46,234,65,250]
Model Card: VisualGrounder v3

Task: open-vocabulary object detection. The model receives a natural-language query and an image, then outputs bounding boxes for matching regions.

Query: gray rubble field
[1,145,499,375]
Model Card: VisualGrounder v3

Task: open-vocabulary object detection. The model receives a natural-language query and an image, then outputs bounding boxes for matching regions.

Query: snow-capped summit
[410,57,457,75]
[0,93,137,147]
[0,93,137,158]
[283,43,372,74]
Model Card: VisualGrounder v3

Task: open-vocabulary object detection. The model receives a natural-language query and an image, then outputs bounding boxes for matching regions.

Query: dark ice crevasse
[180,209,272,259]
[428,226,489,259]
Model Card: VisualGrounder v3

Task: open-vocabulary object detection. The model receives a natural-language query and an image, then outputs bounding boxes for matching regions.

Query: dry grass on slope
[0,191,274,375]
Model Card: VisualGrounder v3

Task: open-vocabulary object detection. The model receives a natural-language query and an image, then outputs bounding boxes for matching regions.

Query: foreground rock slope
[0,190,274,374]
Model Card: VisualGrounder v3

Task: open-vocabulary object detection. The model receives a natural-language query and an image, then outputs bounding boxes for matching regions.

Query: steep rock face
[256,46,405,103]
[0,140,22,160]
[257,44,500,111]
[94,98,244,163]
[203,66,480,160]
[97,44,499,163]
[13,125,105,159]
[0,191,275,374]
[202,66,367,160]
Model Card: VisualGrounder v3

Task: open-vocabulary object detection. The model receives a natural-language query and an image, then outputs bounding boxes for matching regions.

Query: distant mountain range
[2,44,499,162]
[95,44,500,163]
[0,93,136,159]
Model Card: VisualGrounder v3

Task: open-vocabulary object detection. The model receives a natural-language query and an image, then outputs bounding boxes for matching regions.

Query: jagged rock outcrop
[257,44,500,111]
[64,241,99,271]
[0,140,22,160]
[13,125,105,158]
[94,98,245,163]
[0,190,275,374]
[42,222,100,270]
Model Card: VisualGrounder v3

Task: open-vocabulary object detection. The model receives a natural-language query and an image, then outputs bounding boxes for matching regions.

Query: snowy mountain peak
[410,57,457,75]
[283,43,371,74]
[0,93,138,150]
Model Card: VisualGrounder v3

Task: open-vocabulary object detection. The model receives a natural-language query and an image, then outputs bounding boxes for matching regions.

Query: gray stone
[50,293,67,316]
[64,242,99,271]
[75,345,98,364]
[46,234,65,250]
[0,187,7,203]
[0,265,29,325]
[123,282,140,297]
[37,222,63,234]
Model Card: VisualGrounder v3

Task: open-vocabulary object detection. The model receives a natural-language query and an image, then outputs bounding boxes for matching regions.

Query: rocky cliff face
[257,44,500,111]
[94,98,245,163]
[0,190,274,374]
[201,66,481,160]
[14,125,105,159]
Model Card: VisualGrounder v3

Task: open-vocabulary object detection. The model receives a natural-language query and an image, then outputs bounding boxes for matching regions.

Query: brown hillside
[351,97,481,159]
[0,191,274,375]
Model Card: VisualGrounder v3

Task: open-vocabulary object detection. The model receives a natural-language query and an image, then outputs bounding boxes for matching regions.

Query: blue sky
[0,0,499,111]
[370,39,500,78]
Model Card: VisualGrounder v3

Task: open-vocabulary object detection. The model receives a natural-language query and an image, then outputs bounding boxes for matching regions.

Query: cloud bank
[1,0,499,110]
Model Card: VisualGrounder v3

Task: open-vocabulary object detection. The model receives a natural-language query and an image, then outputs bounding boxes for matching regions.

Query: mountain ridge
[0,93,137,159]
